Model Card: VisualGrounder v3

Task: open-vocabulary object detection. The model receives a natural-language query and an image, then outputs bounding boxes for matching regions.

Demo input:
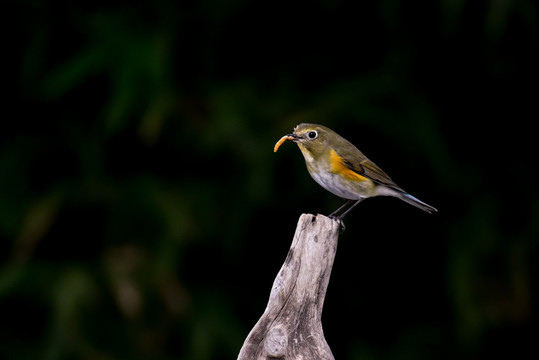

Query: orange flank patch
[274,135,294,152]
[329,150,368,181]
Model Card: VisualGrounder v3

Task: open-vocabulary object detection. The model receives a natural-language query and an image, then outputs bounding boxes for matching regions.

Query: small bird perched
[274,123,437,221]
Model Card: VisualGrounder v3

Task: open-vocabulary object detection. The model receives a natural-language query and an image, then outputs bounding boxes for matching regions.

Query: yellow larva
[274,135,294,152]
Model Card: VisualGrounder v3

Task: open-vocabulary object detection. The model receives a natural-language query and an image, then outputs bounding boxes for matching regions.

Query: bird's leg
[329,198,364,230]
[328,199,364,233]
[335,198,364,220]
[329,200,355,218]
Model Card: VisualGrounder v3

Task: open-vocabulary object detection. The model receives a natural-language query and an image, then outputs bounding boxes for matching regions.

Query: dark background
[3,0,539,359]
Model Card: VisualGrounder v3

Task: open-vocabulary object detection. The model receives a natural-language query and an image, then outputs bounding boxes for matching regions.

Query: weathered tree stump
[238,213,340,359]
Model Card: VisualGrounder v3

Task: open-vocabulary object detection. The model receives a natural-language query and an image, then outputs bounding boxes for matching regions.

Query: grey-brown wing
[340,153,405,193]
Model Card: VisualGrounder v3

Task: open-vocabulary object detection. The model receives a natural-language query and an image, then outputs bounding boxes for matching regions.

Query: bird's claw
[329,215,346,233]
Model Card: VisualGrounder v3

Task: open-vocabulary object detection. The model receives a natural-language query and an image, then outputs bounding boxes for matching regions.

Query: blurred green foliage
[3,0,539,359]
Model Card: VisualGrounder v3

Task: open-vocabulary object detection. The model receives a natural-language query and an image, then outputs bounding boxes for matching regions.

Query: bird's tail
[398,192,438,214]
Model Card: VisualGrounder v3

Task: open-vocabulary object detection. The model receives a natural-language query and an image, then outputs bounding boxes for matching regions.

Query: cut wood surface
[237,213,340,360]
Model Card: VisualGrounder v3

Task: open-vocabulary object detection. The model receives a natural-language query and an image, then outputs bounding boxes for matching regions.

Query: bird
[274,123,437,222]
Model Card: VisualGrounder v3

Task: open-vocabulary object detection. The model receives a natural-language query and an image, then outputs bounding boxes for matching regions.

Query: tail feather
[398,193,438,214]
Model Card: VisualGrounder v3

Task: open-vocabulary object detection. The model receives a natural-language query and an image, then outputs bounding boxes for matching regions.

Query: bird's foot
[329,215,346,233]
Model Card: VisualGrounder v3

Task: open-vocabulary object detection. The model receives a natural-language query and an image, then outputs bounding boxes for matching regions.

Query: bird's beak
[288,133,301,141]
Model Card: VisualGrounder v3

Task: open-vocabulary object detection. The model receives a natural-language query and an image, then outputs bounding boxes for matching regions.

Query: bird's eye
[308,131,317,139]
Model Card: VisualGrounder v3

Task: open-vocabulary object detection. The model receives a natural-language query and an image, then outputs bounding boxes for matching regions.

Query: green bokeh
[3,1,538,359]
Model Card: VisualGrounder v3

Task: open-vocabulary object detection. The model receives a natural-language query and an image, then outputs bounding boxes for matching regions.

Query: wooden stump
[238,214,340,359]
